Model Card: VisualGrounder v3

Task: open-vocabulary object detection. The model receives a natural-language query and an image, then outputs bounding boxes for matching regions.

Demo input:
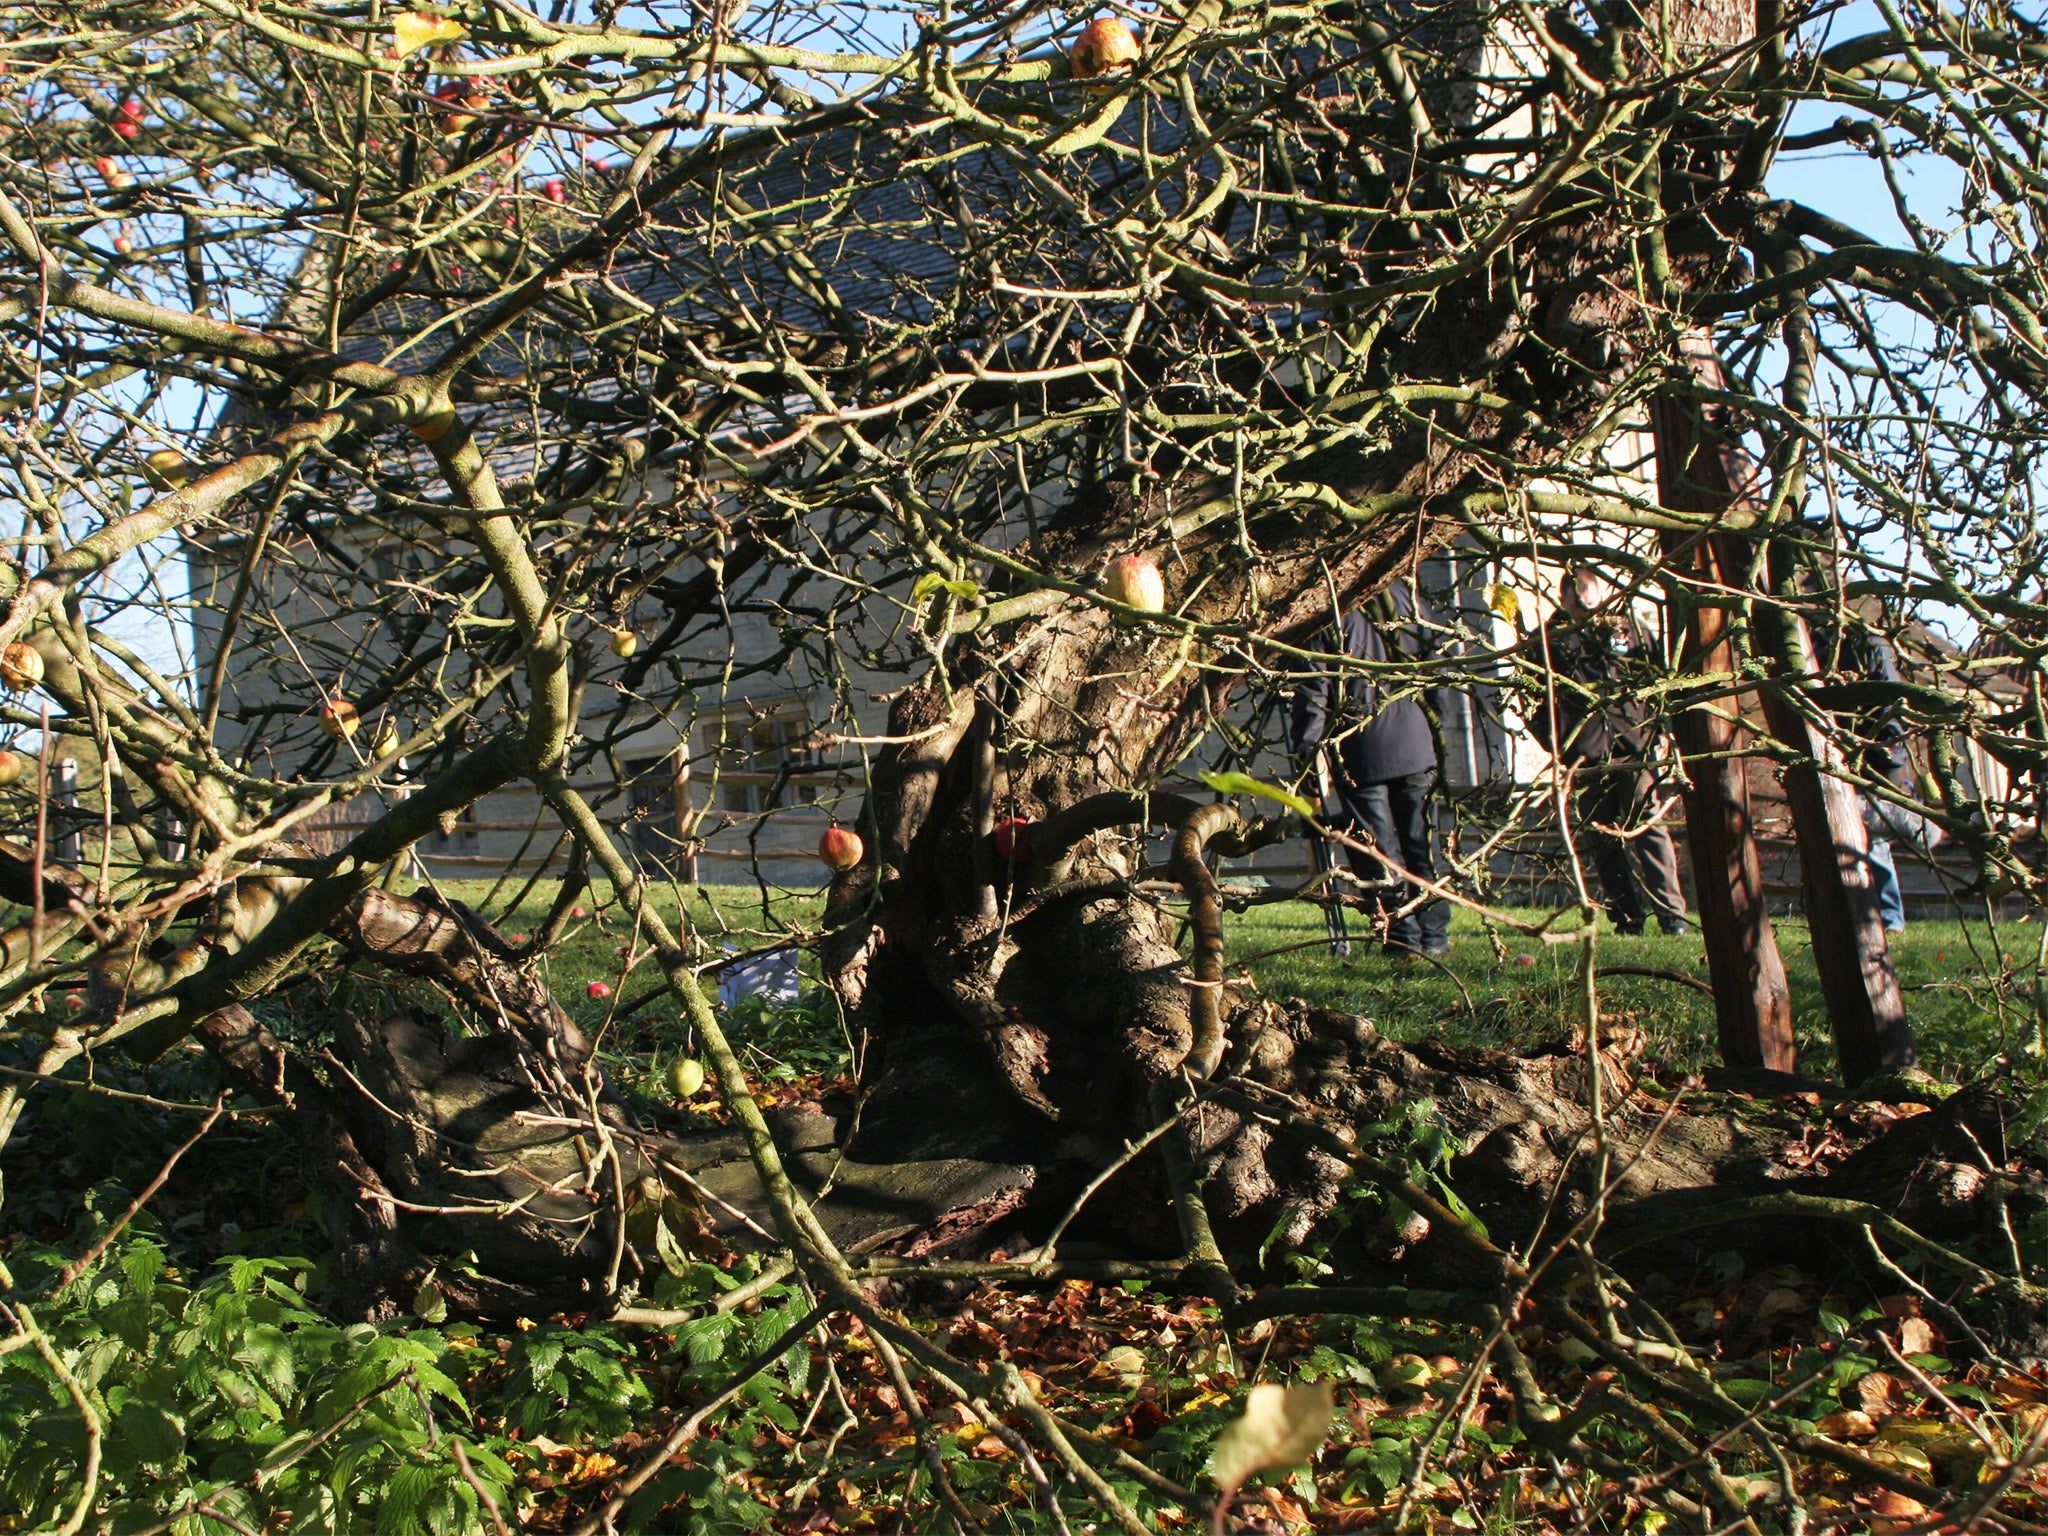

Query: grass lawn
[428,877,2040,1089]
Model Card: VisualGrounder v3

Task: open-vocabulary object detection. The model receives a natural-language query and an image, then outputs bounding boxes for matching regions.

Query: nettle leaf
[120,1241,166,1296]
[1719,1377,1773,1408]
[377,1460,442,1536]
[781,1331,813,1399]
[412,1274,449,1325]
[410,1361,469,1417]
[1198,770,1316,819]
[673,1314,740,1370]
[238,1324,298,1397]
[109,1400,185,1471]
[1209,1379,1336,1494]
[521,1336,566,1384]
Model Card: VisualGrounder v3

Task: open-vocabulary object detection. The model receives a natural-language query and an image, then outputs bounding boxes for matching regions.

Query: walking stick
[1310,749,1351,957]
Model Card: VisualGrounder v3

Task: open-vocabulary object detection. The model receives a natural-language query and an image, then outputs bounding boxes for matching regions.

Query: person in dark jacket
[1290,580,1451,959]
[1528,567,1689,937]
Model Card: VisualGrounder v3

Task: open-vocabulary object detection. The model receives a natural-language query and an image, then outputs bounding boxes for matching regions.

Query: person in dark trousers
[1290,580,1451,960]
[1528,567,1689,937]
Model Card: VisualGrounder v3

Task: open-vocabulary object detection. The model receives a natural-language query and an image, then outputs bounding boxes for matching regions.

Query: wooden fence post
[1652,390,1799,1073]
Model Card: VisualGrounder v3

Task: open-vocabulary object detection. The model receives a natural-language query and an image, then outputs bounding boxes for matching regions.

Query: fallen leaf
[1866,1441,1935,1480]
[1816,1410,1879,1440]
[1210,1379,1336,1494]
[1098,1345,1148,1386]
[1857,1372,1902,1418]
[1756,1287,1806,1322]
[2012,1403,2048,1453]
[1866,1490,1928,1536]
[1898,1315,1938,1356]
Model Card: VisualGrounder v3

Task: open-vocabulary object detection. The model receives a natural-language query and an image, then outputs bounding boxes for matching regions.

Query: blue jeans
[1867,838,1906,933]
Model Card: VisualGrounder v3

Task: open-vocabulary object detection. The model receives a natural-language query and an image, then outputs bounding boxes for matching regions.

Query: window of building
[701,703,821,816]
[626,755,689,874]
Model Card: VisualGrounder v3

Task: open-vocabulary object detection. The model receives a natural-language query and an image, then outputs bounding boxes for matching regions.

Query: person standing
[1826,605,1941,934]
[1528,567,1690,937]
[1291,580,1451,960]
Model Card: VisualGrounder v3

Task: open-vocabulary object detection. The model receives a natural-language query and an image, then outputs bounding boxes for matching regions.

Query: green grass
[423,879,2040,1089]
[1223,902,2041,1084]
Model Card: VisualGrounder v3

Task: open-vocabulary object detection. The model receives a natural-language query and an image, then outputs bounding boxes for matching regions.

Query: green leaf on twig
[1199,770,1315,819]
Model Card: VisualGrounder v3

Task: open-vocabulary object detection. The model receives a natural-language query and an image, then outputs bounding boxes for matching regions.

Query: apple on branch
[818,825,864,872]
[1103,553,1166,614]
[1069,16,1140,79]
[0,644,44,692]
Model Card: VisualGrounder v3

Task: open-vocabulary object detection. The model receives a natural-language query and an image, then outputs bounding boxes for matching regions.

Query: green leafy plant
[0,1239,515,1535]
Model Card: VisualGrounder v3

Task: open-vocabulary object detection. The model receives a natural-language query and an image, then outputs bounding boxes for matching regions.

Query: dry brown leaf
[1857,1372,1903,1418]
[1898,1315,1938,1356]
[1867,1490,1928,1536]
[1756,1287,1807,1321]
[1815,1409,1879,1440]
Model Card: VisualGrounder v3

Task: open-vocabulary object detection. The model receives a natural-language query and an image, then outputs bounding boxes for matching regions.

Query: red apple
[0,750,22,788]
[818,826,864,872]
[434,81,487,135]
[113,99,143,138]
[1104,553,1166,614]
[544,178,566,203]
[587,980,612,999]
[1069,16,1140,79]
[571,905,587,918]
[508,933,529,944]
[112,230,134,255]
[994,817,1031,864]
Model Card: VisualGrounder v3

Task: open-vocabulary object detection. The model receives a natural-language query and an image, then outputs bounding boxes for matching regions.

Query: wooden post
[1658,333,1915,1085]
[1651,390,1799,1073]
[1756,574,1916,1084]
